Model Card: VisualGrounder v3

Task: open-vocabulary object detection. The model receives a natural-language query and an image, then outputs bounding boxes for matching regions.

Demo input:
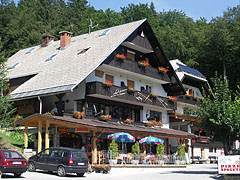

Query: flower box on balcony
[158,66,169,74]
[102,80,113,87]
[168,96,177,102]
[128,86,136,93]
[146,120,164,127]
[150,92,158,98]
[12,115,23,127]
[124,118,134,124]
[138,60,150,67]
[72,111,86,119]
[99,115,112,121]
[115,54,126,60]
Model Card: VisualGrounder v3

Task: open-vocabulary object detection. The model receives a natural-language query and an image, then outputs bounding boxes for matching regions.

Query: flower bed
[93,164,111,173]
[158,66,169,74]
[103,80,113,87]
[72,111,86,119]
[99,115,112,121]
[168,96,177,102]
[44,112,55,116]
[124,118,134,124]
[138,60,150,67]
[146,120,164,127]
[115,54,126,60]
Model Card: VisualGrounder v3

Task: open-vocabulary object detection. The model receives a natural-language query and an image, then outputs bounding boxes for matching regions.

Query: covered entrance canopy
[18,113,196,163]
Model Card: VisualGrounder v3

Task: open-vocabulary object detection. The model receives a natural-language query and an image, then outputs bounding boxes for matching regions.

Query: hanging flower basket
[115,54,126,60]
[72,111,86,119]
[150,92,158,98]
[102,80,113,87]
[168,96,177,102]
[93,164,111,173]
[128,86,136,93]
[99,115,112,121]
[158,66,169,74]
[124,118,134,124]
[138,60,150,67]
[44,112,55,116]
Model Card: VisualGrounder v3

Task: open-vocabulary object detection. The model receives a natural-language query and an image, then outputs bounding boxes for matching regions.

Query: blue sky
[89,0,239,21]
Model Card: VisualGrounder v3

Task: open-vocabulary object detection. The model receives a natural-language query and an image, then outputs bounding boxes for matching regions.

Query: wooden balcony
[177,95,199,105]
[106,58,171,83]
[86,81,176,110]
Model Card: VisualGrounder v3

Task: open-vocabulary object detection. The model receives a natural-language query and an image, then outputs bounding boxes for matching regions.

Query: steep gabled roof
[7,19,146,100]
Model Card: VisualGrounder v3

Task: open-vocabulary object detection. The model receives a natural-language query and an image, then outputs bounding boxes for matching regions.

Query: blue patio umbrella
[108,132,136,153]
[139,136,164,153]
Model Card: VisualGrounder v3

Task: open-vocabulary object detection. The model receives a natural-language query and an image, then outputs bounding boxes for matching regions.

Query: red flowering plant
[158,66,169,74]
[150,92,158,98]
[138,60,150,67]
[94,164,111,173]
[168,96,177,102]
[103,80,113,87]
[115,54,126,60]
[128,86,136,92]
[44,112,55,116]
[72,111,86,119]
[12,115,23,127]
[124,118,134,124]
[99,115,112,121]
[146,120,164,127]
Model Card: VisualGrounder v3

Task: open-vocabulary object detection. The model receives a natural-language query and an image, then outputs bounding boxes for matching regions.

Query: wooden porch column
[45,120,50,149]
[92,130,97,164]
[24,124,28,148]
[167,138,170,155]
[143,144,146,156]
[38,120,42,153]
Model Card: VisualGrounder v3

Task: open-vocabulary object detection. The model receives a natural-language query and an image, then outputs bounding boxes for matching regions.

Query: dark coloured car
[0,150,27,177]
[27,147,88,177]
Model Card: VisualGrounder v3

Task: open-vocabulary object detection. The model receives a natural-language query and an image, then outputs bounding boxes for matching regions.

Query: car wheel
[76,173,84,177]
[57,166,66,177]
[28,162,36,172]
[14,173,22,178]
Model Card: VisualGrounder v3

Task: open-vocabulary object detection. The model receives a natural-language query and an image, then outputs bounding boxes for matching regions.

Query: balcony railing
[106,58,171,83]
[177,95,199,105]
[86,81,176,110]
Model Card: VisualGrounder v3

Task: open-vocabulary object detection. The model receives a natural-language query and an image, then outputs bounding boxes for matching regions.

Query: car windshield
[3,151,24,159]
[72,151,88,160]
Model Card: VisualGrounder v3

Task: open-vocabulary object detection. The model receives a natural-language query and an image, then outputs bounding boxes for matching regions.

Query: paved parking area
[1,164,223,180]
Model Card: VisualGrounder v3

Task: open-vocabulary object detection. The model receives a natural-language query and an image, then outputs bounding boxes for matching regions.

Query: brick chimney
[41,35,54,47]
[59,31,72,49]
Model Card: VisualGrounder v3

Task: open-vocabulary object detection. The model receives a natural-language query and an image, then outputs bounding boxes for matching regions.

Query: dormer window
[45,54,57,62]
[99,29,110,37]
[25,47,35,54]
[10,62,20,69]
[77,47,90,55]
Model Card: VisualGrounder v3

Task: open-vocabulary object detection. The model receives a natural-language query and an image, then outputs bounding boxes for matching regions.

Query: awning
[18,113,196,139]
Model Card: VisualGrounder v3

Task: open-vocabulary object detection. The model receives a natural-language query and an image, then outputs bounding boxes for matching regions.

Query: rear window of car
[72,151,88,160]
[3,151,24,159]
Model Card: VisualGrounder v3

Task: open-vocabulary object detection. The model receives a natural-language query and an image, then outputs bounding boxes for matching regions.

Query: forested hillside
[1,0,240,91]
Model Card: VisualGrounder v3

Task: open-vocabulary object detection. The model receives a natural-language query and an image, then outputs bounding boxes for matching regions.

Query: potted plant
[158,66,169,74]
[177,144,185,165]
[168,96,177,102]
[108,140,118,165]
[138,60,150,67]
[150,92,158,98]
[131,141,140,165]
[102,80,113,87]
[93,164,111,173]
[99,115,112,121]
[127,86,136,93]
[115,54,126,60]
[72,111,86,119]
[156,144,165,165]
[124,118,134,125]
[44,112,55,116]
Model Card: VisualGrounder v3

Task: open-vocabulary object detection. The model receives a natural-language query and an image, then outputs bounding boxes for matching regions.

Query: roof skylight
[25,47,35,54]
[10,62,20,69]
[99,29,110,37]
[45,54,57,62]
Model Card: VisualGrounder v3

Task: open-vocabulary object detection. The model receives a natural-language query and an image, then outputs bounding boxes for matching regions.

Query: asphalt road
[1,164,224,180]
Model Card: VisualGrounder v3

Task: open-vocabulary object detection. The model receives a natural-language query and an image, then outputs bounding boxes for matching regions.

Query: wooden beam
[92,130,97,164]
[38,120,42,153]
[45,120,50,150]
[24,123,28,148]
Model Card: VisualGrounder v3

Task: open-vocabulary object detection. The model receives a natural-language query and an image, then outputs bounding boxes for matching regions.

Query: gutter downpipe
[38,96,42,114]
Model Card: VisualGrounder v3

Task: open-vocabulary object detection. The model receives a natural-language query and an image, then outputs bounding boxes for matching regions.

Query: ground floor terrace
[18,113,195,165]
